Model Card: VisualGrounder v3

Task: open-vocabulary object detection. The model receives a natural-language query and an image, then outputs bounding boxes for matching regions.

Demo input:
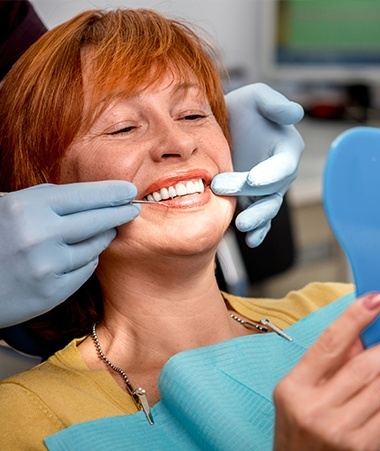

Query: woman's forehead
[80,49,204,104]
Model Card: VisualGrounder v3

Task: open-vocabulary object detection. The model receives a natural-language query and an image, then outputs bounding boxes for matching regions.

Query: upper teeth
[145,178,205,202]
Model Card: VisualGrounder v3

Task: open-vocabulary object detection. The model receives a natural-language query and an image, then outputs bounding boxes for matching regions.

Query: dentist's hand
[212,83,304,247]
[0,181,139,328]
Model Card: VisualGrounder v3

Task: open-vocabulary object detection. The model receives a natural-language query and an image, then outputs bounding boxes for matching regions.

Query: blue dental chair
[0,340,41,379]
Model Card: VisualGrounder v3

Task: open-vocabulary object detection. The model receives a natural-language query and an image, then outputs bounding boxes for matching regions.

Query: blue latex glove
[0,181,139,328]
[212,83,304,247]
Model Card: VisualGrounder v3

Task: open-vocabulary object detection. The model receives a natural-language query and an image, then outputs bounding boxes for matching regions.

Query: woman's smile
[142,169,213,209]
[145,178,205,203]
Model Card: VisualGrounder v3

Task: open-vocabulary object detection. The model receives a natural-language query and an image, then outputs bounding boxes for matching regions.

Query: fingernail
[363,293,380,310]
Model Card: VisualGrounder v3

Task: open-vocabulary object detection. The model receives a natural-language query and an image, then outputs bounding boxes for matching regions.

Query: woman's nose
[149,121,197,161]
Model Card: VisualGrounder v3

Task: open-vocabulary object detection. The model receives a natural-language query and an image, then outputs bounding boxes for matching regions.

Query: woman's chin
[112,195,235,258]
[163,228,222,256]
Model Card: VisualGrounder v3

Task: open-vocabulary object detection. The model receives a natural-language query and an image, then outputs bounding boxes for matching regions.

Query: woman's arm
[273,293,380,450]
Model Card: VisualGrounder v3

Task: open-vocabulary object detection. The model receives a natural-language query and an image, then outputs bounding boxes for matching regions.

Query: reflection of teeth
[145,178,205,202]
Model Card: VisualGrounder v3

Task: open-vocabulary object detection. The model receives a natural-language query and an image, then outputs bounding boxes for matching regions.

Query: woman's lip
[143,169,213,197]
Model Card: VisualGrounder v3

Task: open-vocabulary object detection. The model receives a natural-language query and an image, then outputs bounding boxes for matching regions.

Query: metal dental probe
[132,199,170,206]
[0,192,169,206]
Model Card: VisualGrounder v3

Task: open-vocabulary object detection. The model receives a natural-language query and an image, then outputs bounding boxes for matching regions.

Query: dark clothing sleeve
[0,0,47,79]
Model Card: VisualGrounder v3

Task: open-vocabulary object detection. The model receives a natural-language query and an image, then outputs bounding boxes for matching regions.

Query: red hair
[0,8,230,355]
[0,8,229,191]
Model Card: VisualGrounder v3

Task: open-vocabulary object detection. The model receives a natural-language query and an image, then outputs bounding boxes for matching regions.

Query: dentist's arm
[212,83,304,247]
[0,181,139,328]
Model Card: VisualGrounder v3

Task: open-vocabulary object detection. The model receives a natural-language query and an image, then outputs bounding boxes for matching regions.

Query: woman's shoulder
[274,281,355,310]
[0,336,87,389]
[224,282,355,329]
[0,337,87,423]
[0,336,137,447]
[0,342,77,450]
[0,377,64,450]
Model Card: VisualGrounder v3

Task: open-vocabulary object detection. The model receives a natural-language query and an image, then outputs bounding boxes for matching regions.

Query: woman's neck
[79,251,247,405]
[99,253,238,354]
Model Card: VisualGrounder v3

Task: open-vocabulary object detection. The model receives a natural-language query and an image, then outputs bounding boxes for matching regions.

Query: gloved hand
[0,181,139,328]
[212,83,305,248]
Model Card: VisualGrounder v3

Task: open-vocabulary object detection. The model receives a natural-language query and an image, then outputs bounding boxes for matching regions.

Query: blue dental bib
[45,292,355,451]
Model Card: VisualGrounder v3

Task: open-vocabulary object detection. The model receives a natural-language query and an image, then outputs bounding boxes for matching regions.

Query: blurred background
[29,0,380,297]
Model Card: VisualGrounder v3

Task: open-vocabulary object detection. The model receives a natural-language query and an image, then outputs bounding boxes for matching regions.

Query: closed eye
[182,114,208,121]
[107,126,136,135]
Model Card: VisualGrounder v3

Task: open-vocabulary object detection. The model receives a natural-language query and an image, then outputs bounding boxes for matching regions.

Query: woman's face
[59,69,235,260]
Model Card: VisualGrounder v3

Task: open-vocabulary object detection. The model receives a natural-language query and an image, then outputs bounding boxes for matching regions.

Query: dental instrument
[131,199,169,206]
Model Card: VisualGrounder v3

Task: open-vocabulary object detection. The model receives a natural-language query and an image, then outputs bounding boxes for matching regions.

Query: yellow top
[0,282,354,450]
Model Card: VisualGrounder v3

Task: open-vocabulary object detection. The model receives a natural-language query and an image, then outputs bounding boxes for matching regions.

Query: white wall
[30,0,266,86]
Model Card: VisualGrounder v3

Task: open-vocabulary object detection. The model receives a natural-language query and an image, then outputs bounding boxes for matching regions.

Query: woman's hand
[273,293,380,451]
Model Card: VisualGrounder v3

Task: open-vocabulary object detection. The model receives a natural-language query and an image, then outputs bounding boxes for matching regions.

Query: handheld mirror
[323,126,380,348]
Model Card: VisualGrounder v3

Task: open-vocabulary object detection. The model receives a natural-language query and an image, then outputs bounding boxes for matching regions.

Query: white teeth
[168,186,177,198]
[160,187,169,200]
[175,182,187,196]
[145,178,205,201]
[152,191,161,202]
[186,181,196,194]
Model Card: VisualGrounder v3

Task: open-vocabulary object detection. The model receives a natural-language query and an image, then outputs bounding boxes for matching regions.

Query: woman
[0,0,305,334]
[0,8,379,450]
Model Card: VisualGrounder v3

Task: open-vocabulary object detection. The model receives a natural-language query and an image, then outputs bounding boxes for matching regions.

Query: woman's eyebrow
[94,82,201,109]
[176,82,199,90]
[173,82,201,95]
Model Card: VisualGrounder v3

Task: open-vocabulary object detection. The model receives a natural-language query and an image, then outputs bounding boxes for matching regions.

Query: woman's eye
[182,114,207,121]
[107,126,135,135]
